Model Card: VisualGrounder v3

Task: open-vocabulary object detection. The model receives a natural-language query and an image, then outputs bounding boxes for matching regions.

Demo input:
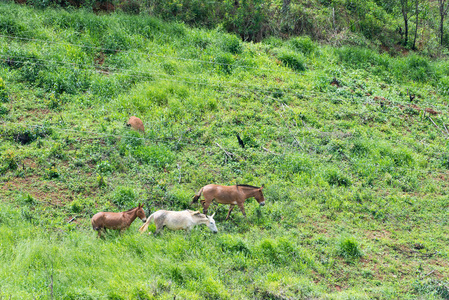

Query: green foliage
[133,145,175,169]
[219,34,243,54]
[44,166,59,179]
[1,149,18,172]
[276,49,306,71]
[414,278,449,299]
[112,186,138,208]
[0,104,8,115]
[1,3,449,299]
[325,168,352,187]
[337,236,363,259]
[0,77,8,102]
[289,36,317,56]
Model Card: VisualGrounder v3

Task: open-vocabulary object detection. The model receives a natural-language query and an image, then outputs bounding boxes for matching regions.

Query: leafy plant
[337,236,363,259]
[112,186,137,208]
[276,49,306,71]
[0,77,8,102]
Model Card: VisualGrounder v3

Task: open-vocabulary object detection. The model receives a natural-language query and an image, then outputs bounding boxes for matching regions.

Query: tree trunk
[439,0,449,45]
[441,13,445,45]
[401,0,409,46]
[412,0,419,50]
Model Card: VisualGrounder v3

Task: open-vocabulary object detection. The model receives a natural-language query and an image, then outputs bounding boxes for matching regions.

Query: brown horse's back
[202,184,240,204]
[91,212,124,230]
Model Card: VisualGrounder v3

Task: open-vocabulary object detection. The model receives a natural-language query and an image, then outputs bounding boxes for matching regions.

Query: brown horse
[191,184,265,220]
[91,203,147,238]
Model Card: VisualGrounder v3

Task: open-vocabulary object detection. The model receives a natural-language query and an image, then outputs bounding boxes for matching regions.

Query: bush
[112,186,138,208]
[219,34,243,54]
[289,36,317,55]
[337,236,363,259]
[277,49,306,71]
[325,168,352,187]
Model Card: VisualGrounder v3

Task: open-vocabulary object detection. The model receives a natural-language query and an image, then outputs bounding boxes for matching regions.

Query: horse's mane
[236,184,260,189]
[124,206,139,212]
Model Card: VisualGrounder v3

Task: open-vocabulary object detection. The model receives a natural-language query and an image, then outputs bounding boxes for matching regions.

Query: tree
[412,0,420,50]
[438,0,449,45]
[399,0,412,46]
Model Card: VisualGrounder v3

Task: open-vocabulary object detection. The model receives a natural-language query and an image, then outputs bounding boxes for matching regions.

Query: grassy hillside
[0,2,448,299]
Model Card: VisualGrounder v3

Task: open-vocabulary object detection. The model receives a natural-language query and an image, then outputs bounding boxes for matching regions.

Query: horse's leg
[237,202,246,218]
[154,218,165,236]
[226,204,235,220]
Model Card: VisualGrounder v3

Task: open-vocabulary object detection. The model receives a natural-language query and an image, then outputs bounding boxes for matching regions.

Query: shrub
[96,160,114,175]
[112,186,137,208]
[276,49,306,71]
[325,168,352,187]
[337,236,363,259]
[219,34,243,54]
[289,36,317,55]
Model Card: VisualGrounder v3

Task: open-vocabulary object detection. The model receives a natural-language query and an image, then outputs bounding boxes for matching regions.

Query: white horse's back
[139,210,217,234]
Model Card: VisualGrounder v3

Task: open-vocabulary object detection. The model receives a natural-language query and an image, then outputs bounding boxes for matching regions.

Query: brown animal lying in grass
[126,116,145,133]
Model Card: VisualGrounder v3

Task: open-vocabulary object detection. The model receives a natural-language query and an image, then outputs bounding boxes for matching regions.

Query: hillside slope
[0,2,448,299]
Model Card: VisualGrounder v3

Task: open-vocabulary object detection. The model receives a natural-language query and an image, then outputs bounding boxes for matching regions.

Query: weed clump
[289,36,317,55]
[1,149,18,172]
[276,49,306,71]
[0,77,8,102]
[325,168,352,187]
[112,186,137,208]
[337,236,363,259]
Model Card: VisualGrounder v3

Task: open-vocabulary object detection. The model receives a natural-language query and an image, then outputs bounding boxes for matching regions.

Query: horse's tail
[139,212,155,234]
[191,187,204,205]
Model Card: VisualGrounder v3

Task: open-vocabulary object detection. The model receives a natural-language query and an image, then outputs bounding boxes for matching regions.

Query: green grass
[0,2,449,299]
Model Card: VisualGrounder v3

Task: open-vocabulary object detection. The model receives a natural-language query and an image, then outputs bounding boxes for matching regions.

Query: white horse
[138,210,218,235]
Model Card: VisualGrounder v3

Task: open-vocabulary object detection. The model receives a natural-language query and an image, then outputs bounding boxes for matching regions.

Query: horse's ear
[260,184,264,189]
[211,212,215,218]
[139,202,143,208]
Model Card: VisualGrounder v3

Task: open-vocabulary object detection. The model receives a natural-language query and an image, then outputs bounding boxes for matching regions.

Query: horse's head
[206,213,218,234]
[136,203,147,223]
[255,186,265,206]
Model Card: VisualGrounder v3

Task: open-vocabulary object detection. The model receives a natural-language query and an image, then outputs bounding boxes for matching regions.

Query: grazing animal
[91,203,147,238]
[126,116,145,133]
[139,210,218,235]
[191,184,265,220]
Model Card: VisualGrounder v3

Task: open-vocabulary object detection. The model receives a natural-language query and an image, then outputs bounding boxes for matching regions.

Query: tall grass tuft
[337,236,363,259]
